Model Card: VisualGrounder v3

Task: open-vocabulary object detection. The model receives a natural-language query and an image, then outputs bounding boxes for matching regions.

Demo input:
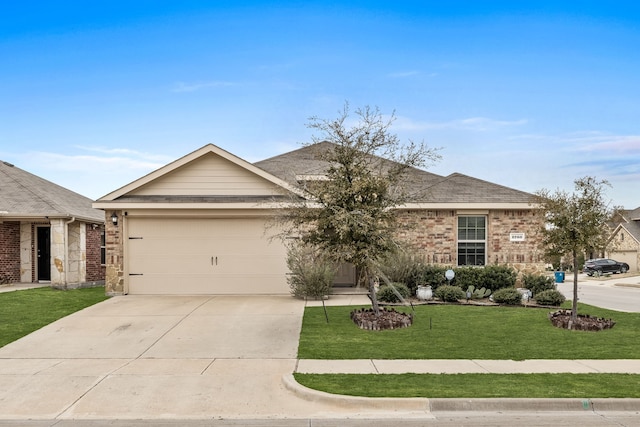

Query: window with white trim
[100,231,106,265]
[457,216,486,266]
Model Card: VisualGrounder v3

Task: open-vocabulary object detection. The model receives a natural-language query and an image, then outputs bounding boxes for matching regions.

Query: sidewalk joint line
[137,296,216,359]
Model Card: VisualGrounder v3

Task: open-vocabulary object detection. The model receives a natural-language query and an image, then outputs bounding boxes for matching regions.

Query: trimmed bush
[379,251,426,295]
[492,287,522,305]
[448,265,517,292]
[481,265,518,291]
[376,282,411,303]
[450,267,481,290]
[522,273,555,297]
[286,244,335,299]
[535,289,566,306]
[418,264,448,291]
[434,285,465,302]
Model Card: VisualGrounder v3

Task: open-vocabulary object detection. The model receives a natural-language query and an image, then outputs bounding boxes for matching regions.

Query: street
[556,273,640,312]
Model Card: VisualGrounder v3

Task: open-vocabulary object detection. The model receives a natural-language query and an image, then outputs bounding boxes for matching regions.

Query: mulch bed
[351,307,413,331]
[548,309,616,331]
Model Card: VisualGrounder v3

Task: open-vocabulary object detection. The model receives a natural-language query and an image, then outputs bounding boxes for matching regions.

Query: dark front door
[37,227,51,281]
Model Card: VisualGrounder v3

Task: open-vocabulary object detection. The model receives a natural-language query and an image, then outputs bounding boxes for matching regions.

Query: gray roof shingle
[254,142,534,204]
[0,160,104,222]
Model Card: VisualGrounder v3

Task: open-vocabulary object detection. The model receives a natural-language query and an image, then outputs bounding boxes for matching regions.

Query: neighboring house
[0,160,105,288]
[94,143,544,296]
[606,207,640,273]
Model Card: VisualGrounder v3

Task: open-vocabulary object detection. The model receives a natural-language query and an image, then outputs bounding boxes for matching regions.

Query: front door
[37,226,51,281]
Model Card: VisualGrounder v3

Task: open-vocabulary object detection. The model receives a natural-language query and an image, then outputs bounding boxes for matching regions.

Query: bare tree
[534,177,618,327]
[279,104,440,315]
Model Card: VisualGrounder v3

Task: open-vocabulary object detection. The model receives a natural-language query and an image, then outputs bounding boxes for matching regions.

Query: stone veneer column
[50,218,66,287]
[20,222,32,282]
[105,211,124,295]
[65,222,87,287]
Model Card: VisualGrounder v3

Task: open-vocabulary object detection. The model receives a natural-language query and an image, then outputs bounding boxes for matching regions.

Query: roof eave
[0,213,105,223]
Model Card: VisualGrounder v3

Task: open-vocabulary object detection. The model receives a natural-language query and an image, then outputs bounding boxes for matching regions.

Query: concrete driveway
[0,295,379,421]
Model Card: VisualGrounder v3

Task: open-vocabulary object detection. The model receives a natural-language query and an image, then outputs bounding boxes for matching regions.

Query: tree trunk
[571,249,579,327]
[364,267,381,316]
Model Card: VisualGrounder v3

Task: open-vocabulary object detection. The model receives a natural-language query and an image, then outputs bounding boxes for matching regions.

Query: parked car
[583,258,630,276]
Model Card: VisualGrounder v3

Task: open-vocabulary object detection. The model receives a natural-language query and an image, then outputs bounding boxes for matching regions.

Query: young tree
[534,177,616,327]
[280,104,440,315]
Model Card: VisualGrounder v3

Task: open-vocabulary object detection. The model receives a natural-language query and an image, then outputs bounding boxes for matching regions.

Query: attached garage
[94,144,301,296]
[608,250,638,273]
[126,217,288,295]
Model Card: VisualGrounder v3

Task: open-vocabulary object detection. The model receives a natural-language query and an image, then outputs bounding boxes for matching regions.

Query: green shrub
[491,287,522,305]
[376,282,411,303]
[535,289,566,306]
[522,273,555,297]
[434,285,465,302]
[418,264,448,291]
[450,267,482,290]
[379,251,426,294]
[481,265,518,291]
[286,244,335,299]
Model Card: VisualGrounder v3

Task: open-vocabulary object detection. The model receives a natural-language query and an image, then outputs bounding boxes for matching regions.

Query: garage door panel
[127,218,288,295]
[609,251,638,273]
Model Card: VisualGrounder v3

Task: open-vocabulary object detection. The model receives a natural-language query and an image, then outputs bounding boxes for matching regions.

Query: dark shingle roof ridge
[255,141,335,164]
[0,162,65,213]
[621,221,640,243]
[627,207,640,221]
[438,172,535,197]
[0,161,103,221]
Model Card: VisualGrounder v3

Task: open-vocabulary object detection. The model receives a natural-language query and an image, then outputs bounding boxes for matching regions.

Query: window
[100,231,106,265]
[457,216,486,266]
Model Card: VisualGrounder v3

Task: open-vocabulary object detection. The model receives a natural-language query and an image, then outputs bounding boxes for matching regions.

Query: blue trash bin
[554,271,565,283]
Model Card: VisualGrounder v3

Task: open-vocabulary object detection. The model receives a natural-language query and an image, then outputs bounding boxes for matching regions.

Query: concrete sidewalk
[296,358,640,374]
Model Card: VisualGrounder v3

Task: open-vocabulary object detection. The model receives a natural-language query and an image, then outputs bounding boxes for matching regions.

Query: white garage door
[126,217,288,295]
[609,251,638,273]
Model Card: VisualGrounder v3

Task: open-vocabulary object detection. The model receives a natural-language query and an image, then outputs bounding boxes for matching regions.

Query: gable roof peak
[96,143,303,202]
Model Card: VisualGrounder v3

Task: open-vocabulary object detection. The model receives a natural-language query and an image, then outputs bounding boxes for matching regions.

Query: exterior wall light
[111,212,118,226]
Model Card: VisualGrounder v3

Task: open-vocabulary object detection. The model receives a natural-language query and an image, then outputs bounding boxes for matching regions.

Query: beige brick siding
[396,209,545,274]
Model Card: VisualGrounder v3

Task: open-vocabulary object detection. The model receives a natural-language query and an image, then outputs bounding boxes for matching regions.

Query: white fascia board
[92,201,300,210]
[400,202,536,210]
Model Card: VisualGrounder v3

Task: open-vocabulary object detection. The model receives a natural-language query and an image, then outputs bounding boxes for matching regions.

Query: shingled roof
[0,160,104,222]
[254,142,534,204]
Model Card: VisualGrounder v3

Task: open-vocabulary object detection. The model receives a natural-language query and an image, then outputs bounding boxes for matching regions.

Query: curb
[282,374,431,413]
[285,375,640,413]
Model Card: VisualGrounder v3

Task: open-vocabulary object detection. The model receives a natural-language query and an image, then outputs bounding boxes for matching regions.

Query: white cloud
[566,133,640,154]
[74,145,174,162]
[391,116,528,132]
[23,151,167,172]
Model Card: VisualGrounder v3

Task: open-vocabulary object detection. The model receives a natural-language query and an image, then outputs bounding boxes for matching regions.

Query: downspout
[64,216,76,287]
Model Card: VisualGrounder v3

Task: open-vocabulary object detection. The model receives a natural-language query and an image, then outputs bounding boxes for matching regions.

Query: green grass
[298,303,640,359]
[0,286,109,347]
[298,303,640,397]
[295,373,640,398]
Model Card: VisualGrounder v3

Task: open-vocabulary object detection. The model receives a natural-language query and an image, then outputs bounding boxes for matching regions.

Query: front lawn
[295,373,640,398]
[0,286,109,347]
[298,303,640,359]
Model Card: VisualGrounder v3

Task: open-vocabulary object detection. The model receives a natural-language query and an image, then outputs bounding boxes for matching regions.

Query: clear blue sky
[1,1,638,208]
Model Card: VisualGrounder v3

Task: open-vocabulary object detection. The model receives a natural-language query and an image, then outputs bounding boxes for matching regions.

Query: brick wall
[86,224,106,282]
[395,209,545,274]
[0,222,21,283]
[396,210,457,264]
